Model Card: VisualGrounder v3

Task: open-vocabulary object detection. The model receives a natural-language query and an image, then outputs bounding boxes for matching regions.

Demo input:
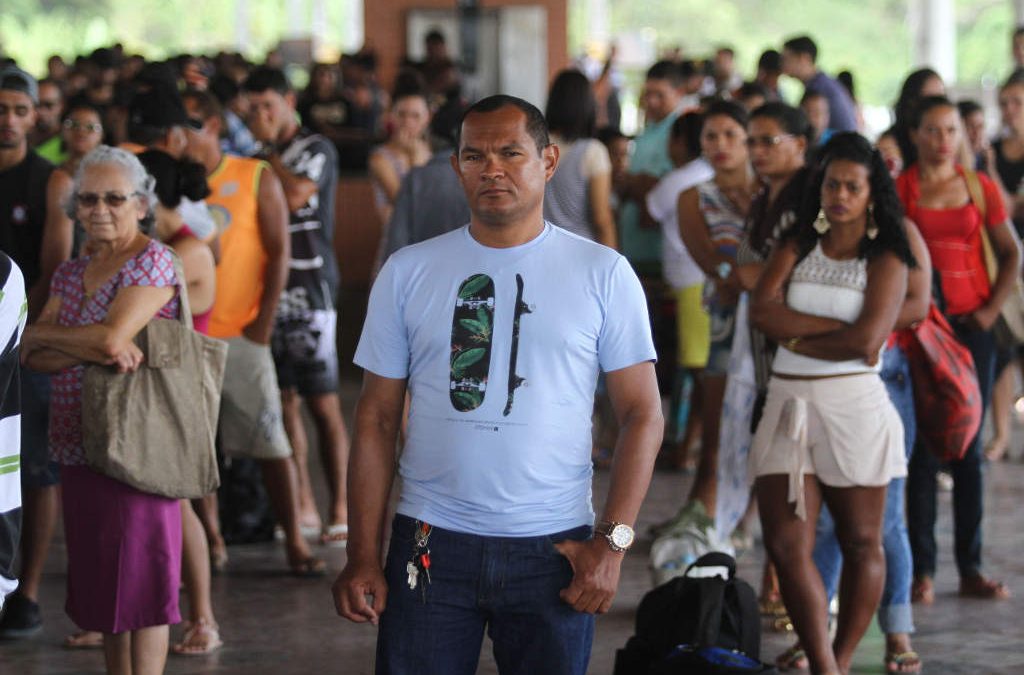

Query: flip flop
[885,650,922,673]
[172,619,223,656]
[775,643,807,671]
[320,523,348,547]
[64,630,103,649]
[289,556,327,578]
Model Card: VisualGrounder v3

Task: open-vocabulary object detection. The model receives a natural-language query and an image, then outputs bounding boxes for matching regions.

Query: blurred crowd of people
[0,23,1023,675]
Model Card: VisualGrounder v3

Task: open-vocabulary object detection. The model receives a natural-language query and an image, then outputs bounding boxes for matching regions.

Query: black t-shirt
[277,128,340,316]
[0,151,54,290]
[993,139,1024,236]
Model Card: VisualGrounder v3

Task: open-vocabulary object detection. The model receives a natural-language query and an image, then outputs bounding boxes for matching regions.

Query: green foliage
[0,0,359,76]
[569,0,1019,106]
[451,347,486,378]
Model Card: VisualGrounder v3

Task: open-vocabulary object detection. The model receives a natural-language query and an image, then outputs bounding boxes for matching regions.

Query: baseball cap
[0,65,39,104]
[128,85,202,131]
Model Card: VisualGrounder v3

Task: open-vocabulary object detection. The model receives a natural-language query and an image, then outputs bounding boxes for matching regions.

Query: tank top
[772,242,881,376]
[204,155,269,339]
[697,181,746,259]
[166,229,213,335]
[544,139,595,240]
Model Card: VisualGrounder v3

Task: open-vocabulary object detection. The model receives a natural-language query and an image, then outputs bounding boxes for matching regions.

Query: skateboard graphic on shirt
[450,274,495,412]
[503,274,531,417]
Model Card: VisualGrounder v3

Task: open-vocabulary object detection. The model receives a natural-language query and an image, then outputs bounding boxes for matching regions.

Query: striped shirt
[0,252,27,609]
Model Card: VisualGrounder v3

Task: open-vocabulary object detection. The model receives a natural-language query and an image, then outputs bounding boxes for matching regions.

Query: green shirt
[619,110,680,271]
[35,136,66,166]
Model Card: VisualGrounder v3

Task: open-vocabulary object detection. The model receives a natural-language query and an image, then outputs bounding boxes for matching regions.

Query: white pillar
[347,0,364,51]
[287,0,306,38]
[312,0,327,56]
[1015,0,1024,26]
[586,0,610,46]
[910,0,956,84]
[234,0,250,52]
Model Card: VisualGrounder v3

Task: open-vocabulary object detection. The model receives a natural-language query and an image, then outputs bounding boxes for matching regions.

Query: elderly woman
[21,145,182,675]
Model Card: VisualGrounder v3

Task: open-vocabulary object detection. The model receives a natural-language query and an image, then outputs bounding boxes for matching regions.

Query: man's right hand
[332,561,389,625]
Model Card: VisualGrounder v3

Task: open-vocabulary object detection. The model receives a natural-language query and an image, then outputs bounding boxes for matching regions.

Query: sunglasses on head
[75,192,137,208]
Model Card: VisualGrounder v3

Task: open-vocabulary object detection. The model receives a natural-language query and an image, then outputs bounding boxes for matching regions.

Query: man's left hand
[554,538,624,614]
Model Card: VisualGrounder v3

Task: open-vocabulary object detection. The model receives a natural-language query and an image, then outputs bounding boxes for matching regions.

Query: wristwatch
[595,521,635,553]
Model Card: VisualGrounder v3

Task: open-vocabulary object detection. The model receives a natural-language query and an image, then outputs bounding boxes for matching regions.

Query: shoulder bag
[964,169,1024,346]
[903,303,983,462]
[82,254,227,498]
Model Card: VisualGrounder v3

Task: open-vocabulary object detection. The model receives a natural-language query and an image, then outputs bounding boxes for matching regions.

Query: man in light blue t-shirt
[333,95,663,675]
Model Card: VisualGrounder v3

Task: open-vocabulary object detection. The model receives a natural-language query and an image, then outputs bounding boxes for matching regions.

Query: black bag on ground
[614,552,774,675]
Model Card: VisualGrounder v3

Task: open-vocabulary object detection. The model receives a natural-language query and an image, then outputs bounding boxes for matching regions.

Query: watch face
[610,524,635,549]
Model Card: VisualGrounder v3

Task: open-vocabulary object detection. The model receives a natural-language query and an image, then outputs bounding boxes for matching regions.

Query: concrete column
[235,0,250,52]
[910,0,956,83]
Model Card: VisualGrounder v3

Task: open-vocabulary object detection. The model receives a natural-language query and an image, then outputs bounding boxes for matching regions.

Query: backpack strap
[694,575,727,648]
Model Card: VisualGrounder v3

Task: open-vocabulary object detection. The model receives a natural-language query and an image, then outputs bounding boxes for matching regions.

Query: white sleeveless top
[772,242,882,376]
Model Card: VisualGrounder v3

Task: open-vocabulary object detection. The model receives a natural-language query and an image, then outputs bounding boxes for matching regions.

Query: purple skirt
[62,465,182,633]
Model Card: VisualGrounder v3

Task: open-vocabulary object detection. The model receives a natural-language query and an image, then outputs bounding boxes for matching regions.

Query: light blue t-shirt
[355,222,657,536]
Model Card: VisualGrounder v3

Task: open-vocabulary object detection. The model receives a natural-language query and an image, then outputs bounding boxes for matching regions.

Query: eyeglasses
[186,117,205,129]
[746,134,795,149]
[74,192,137,208]
[63,119,102,133]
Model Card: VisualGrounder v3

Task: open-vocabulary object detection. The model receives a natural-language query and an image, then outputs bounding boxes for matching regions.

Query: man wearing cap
[0,64,74,638]
[126,83,219,249]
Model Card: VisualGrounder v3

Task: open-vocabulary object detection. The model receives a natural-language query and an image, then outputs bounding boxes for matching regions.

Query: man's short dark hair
[1014,25,1024,40]
[716,47,735,58]
[958,99,983,119]
[646,60,684,87]
[425,29,446,45]
[737,81,771,101]
[455,95,549,154]
[671,111,704,159]
[182,89,223,126]
[783,36,818,63]
[758,49,782,74]
[243,66,291,96]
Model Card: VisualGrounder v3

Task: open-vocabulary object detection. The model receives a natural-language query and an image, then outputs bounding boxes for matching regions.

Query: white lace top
[772,242,882,376]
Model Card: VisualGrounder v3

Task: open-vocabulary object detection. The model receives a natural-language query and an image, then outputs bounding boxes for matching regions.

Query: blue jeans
[907,322,995,578]
[811,345,916,634]
[376,514,594,675]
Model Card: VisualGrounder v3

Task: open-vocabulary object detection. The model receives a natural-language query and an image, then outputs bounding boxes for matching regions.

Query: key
[406,561,419,590]
[419,551,432,585]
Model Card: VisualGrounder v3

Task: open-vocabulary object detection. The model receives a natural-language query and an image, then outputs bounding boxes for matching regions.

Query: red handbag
[903,303,982,462]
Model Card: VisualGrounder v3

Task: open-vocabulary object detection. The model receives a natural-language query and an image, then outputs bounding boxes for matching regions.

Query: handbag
[964,169,1024,346]
[82,254,228,499]
[903,303,983,462]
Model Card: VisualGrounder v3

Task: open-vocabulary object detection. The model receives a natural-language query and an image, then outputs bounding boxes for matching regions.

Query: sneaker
[0,591,42,639]
[649,500,714,539]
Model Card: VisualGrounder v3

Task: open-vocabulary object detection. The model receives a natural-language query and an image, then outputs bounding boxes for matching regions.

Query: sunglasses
[63,119,102,133]
[745,134,795,149]
[75,192,138,208]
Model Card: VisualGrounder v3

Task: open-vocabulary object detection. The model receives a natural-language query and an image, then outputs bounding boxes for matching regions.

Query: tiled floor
[4,379,1024,674]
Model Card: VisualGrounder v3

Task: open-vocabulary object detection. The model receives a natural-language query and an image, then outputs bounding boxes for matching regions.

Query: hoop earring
[813,208,830,235]
[866,204,879,240]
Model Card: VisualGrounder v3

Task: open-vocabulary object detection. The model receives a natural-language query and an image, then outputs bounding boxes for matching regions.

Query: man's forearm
[346,404,400,565]
[598,406,663,527]
[249,256,288,341]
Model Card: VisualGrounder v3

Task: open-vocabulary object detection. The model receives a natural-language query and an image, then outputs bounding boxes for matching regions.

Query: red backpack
[903,303,982,462]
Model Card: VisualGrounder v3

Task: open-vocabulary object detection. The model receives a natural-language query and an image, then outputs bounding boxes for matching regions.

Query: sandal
[910,576,934,605]
[320,523,349,547]
[172,619,223,656]
[289,556,327,578]
[63,630,103,649]
[885,650,922,673]
[959,574,1010,600]
[775,643,808,671]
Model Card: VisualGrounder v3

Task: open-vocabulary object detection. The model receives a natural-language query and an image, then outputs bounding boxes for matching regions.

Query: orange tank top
[205,155,270,339]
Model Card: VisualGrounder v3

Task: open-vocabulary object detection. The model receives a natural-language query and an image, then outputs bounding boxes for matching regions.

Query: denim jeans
[907,322,995,578]
[376,514,595,675]
[812,345,916,634]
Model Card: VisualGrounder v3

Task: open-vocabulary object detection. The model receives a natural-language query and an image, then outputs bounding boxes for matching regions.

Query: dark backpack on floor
[614,552,774,675]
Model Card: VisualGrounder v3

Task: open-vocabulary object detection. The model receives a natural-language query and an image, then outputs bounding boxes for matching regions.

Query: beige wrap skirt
[749,373,907,520]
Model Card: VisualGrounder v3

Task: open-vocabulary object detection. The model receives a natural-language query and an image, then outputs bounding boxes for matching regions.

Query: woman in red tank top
[895,95,1019,605]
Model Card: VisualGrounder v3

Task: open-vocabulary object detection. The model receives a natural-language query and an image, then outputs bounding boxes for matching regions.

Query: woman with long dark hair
[543,69,616,248]
[751,133,916,675]
[890,68,945,169]
[896,96,1019,604]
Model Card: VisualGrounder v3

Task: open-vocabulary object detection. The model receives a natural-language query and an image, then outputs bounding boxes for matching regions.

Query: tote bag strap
[963,169,998,284]
[167,250,194,328]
